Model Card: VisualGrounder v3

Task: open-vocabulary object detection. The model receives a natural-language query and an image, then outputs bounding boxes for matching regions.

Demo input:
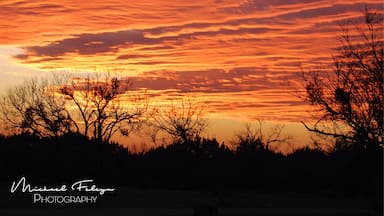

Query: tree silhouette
[0,73,148,143]
[0,77,74,138]
[151,97,207,143]
[233,121,291,154]
[59,73,148,143]
[302,9,383,151]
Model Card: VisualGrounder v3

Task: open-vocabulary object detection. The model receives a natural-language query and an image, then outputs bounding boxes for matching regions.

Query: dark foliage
[0,133,381,200]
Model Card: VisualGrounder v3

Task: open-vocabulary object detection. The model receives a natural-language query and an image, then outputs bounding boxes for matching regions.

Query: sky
[0,0,382,152]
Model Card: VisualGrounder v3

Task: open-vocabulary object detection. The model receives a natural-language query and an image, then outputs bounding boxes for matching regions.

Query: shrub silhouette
[0,131,381,209]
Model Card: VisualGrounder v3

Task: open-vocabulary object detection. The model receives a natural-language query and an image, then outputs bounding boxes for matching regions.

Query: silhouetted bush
[0,133,381,199]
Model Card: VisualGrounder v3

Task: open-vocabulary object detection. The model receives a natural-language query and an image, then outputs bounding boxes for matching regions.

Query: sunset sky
[0,0,382,151]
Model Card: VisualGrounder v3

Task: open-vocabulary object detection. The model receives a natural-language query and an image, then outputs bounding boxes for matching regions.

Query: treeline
[0,132,381,198]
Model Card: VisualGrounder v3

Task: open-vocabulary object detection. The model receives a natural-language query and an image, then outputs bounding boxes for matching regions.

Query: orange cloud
[0,0,382,148]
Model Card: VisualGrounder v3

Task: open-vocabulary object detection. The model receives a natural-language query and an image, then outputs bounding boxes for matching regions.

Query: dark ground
[0,133,382,215]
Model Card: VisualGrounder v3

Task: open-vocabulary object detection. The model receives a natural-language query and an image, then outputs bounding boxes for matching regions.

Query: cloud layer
[0,0,382,124]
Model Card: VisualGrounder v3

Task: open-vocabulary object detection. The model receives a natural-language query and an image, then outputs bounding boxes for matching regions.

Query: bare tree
[151,97,207,143]
[0,73,148,143]
[59,75,94,137]
[0,77,74,138]
[233,121,291,154]
[302,8,383,151]
[59,73,147,143]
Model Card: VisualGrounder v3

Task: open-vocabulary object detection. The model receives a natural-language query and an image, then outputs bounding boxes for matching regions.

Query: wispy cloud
[0,0,382,124]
